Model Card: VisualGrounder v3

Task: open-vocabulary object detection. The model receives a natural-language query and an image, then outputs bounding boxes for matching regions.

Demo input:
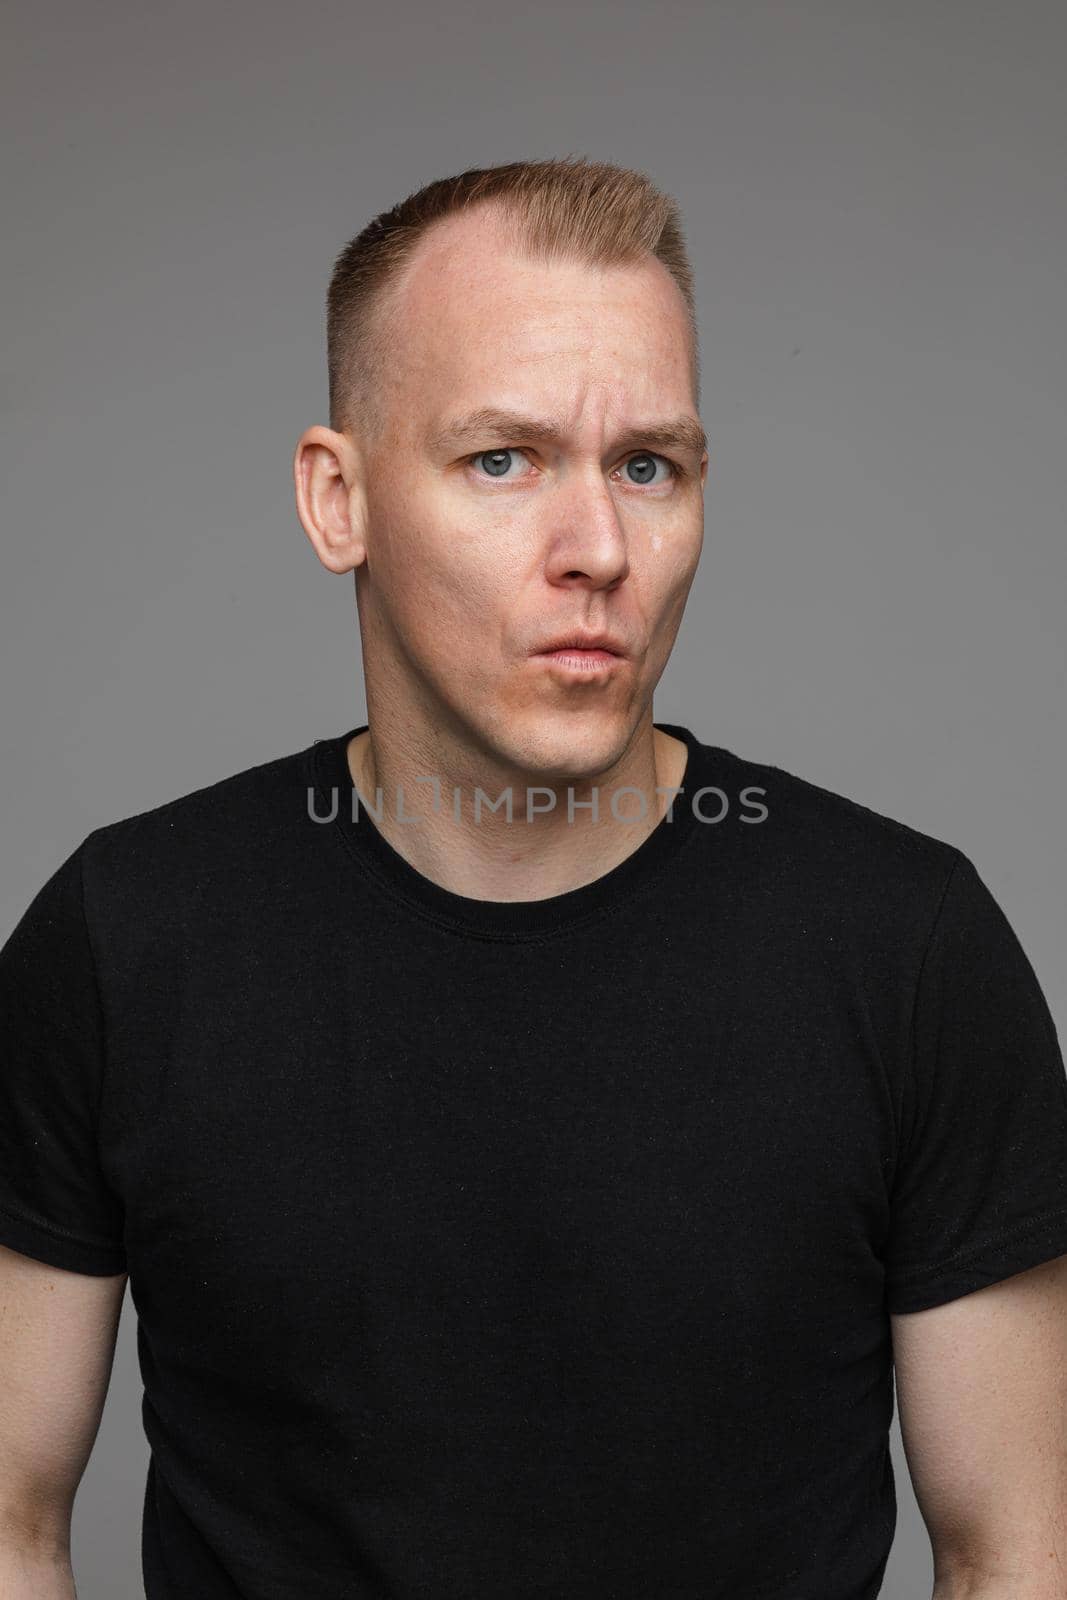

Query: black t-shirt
[2,721,1067,1600]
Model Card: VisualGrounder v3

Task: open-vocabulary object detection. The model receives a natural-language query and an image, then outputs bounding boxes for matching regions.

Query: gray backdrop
[3,1,1065,1595]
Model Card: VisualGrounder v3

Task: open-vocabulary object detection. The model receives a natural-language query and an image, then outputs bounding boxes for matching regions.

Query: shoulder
[78,736,322,920]
[691,737,965,935]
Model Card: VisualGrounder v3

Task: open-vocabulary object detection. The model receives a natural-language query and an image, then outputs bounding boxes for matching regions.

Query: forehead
[380,209,696,434]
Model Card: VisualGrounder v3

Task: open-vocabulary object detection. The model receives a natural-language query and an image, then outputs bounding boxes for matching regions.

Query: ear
[293,426,368,574]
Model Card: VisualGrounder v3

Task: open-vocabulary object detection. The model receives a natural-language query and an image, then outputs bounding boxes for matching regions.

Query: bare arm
[0,1242,127,1596]
[891,1252,1067,1599]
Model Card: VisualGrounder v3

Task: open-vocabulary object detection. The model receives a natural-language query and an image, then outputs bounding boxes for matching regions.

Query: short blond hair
[326,154,699,441]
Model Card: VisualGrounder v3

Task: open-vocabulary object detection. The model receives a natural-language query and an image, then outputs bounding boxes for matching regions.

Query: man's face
[354,207,707,779]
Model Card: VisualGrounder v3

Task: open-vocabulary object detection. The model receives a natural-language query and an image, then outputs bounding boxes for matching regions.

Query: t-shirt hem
[886,1203,1067,1313]
[0,1198,127,1276]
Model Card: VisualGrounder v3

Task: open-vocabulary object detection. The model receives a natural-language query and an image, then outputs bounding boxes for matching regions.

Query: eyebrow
[424,406,708,462]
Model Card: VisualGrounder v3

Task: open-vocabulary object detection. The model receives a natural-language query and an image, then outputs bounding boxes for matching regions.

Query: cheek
[388,525,509,659]
[633,530,702,652]
[371,485,491,610]
[414,502,532,617]
[640,519,700,590]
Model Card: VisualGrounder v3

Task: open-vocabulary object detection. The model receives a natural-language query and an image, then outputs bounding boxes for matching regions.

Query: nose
[542,468,631,592]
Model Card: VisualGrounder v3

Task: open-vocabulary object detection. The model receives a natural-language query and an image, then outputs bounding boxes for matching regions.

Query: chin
[491,706,633,781]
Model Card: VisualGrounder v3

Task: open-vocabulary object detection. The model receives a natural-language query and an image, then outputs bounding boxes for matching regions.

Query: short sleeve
[885,849,1067,1313]
[0,838,127,1275]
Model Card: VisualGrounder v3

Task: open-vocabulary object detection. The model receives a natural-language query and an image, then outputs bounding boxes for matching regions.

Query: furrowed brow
[425,408,566,454]
[616,419,708,460]
[425,407,707,462]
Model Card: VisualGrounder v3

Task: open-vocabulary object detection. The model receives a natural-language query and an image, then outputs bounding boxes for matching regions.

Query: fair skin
[293,205,708,903]
[0,1243,125,1596]
[2,205,1063,1600]
[892,1253,1067,1597]
[291,202,1067,1591]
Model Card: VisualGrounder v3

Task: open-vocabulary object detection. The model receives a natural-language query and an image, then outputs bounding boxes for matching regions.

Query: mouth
[530,639,626,674]
[531,632,627,659]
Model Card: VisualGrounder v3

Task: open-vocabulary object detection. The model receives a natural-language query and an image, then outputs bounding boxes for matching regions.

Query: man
[1,156,1065,1600]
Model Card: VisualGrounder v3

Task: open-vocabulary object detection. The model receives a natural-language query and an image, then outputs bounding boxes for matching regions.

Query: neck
[345,716,689,904]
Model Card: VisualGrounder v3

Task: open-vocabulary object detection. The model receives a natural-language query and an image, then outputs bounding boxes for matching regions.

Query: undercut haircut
[326,154,700,445]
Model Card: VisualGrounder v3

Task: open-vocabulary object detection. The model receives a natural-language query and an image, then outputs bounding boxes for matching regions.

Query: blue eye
[467,448,678,484]
[623,452,672,486]
[472,448,525,479]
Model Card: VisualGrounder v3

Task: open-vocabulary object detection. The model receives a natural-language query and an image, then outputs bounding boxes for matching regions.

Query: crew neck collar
[310,721,715,940]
